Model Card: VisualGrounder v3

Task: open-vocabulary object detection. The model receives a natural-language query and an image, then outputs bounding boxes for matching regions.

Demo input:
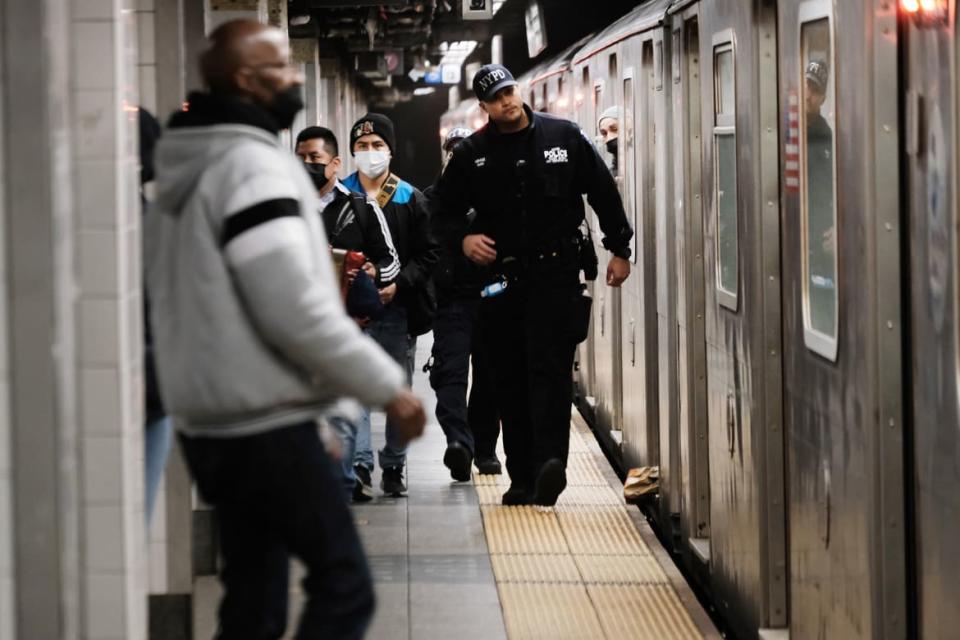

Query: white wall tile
[84,573,126,638]
[78,299,121,367]
[0,575,13,640]
[80,368,122,435]
[78,230,120,296]
[136,12,155,66]
[147,538,167,593]
[73,22,117,91]
[75,89,120,160]
[82,436,123,504]
[73,0,117,21]
[76,160,121,229]
[137,65,157,115]
[84,505,125,572]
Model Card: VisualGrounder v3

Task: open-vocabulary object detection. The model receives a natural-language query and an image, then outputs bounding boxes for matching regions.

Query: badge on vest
[544,147,569,164]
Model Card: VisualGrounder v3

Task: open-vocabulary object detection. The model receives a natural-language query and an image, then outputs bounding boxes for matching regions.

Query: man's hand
[463,234,497,266]
[607,256,631,287]
[362,261,377,280]
[384,389,427,445]
[379,282,397,305]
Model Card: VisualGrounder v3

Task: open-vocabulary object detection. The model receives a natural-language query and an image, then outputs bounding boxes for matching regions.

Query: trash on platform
[624,466,659,503]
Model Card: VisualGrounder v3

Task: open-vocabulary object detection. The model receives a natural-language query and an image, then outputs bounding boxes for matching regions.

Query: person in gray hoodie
[144,20,426,640]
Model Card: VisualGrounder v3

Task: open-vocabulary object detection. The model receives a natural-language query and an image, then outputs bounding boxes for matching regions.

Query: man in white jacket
[145,20,425,640]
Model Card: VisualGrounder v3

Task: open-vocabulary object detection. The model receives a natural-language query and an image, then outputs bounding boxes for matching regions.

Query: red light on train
[902,0,948,24]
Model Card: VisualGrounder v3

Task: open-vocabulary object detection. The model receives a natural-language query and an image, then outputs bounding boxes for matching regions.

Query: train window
[799,6,838,359]
[623,73,637,263]
[672,29,681,84]
[713,37,738,309]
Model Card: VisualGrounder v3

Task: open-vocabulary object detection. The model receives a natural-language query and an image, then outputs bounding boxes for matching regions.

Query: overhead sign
[424,68,443,85]
[462,0,492,20]
[525,0,547,58]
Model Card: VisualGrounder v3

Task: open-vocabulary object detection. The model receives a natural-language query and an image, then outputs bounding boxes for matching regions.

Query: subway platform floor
[192,335,718,639]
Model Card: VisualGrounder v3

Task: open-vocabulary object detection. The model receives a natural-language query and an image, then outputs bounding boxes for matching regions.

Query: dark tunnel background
[381,0,640,191]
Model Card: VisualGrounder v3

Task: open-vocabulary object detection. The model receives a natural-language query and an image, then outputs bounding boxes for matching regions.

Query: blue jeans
[179,422,375,640]
[145,415,173,526]
[354,304,416,471]
[328,415,358,498]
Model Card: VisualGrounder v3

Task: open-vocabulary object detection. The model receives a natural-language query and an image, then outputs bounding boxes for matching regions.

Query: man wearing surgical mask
[598,106,620,174]
[343,113,441,499]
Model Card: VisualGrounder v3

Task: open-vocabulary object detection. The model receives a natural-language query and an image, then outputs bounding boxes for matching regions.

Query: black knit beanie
[349,113,396,156]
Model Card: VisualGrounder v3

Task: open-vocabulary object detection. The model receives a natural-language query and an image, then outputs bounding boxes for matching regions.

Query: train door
[700,2,787,637]
[778,0,905,637]
[653,26,682,544]
[673,9,712,574]
[608,51,625,444]
[618,50,644,469]
[577,65,597,407]
[903,5,960,637]
[589,67,621,441]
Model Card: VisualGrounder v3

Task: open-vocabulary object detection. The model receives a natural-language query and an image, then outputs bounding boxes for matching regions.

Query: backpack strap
[376,173,400,209]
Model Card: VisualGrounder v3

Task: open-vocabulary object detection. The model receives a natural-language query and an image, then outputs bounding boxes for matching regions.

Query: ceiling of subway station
[287,0,640,107]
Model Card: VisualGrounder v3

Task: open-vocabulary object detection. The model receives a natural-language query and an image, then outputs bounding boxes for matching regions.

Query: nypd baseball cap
[473,64,518,102]
[805,60,829,93]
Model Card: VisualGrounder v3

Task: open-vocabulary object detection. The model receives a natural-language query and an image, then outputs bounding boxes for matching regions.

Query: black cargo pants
[429,297,500,458]
[480,274,587,488]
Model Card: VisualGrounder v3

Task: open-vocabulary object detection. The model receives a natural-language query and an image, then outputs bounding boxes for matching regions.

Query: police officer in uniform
[426,127,502,481]
[431,64,632,506]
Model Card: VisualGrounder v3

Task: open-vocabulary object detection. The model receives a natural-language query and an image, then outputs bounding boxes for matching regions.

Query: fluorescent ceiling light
[414,87,436,96]
[439,40,478,68]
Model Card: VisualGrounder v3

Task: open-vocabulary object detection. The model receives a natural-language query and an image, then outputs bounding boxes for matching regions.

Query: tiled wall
[72,1,147,638]
[0,8,13,639]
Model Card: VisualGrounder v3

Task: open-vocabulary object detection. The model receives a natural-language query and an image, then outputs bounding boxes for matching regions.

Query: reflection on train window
[713,41,738,307]
[623,75,637,263]
[800,15,838,359]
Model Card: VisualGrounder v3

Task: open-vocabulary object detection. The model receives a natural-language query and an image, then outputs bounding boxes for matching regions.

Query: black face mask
[266,84,304,130]
[303,162,329,190]
[605,138,618,155]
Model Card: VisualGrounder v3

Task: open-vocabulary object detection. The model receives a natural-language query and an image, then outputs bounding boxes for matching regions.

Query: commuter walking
[296,125,403,497]
[425,127,502,480]
[343,113,441,498]
[431,64,632,507]
[145,20,426,640]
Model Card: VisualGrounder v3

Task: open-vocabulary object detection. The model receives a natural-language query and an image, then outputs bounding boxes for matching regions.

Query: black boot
[443,442,473,482]
[532,459,566,506]
[475,454,502,475]
[501,484,532,506]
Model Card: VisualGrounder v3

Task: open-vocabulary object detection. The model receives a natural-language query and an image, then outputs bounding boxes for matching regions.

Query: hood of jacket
[154,92,284,215]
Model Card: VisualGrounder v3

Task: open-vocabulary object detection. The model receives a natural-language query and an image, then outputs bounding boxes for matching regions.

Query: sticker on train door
[784,90,800,195]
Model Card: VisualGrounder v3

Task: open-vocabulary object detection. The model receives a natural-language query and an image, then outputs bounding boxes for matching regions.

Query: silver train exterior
[440,1,957,637]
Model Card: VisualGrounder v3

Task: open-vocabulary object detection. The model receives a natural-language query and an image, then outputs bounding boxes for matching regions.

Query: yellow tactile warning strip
[477,425,704,640]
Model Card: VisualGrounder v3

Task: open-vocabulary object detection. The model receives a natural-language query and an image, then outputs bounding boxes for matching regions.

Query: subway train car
[441,0,957,637]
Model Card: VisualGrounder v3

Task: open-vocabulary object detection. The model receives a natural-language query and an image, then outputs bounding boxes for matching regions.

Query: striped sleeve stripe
[221,198,300,247]
[224,216,309,266]
[370,200,401,280]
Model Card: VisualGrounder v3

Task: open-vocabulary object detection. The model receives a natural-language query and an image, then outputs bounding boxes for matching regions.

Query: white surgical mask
[355,150,391,179]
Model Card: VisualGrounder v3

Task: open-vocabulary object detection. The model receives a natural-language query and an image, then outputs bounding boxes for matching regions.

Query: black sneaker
[475,454,502,475]
[443,442,473,482]
[501,484,532,506]
[353,465,374,503]
[532,458,566,506]
[381,466,407,497]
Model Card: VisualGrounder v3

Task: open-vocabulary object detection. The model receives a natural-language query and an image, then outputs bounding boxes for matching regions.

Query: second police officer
[432,64,633,507]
